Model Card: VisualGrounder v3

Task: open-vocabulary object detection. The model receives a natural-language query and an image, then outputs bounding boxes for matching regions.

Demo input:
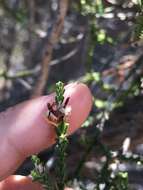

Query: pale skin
[0,83,92,190]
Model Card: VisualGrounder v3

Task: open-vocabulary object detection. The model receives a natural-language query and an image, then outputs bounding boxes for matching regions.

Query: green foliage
[79,0,104,16]
[111,172,128,190]
[133,13,143,40]
[54,81,69,189]
[137,0,143,8]
[132,0,143,40]
[31,1,143,190]
[55,81,65,105]
[74,0,113,70]
[55,121,69,189]
[31,155,52,190]
[88,129,143,190]
[81,72,101,83]
[31,81,69,190]
[0,0,27,23]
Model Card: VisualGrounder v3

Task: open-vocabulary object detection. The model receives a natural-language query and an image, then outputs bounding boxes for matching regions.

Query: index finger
[0,83,92,180]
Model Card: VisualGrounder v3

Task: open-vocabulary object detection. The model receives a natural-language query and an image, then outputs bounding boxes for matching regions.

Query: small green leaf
[55,81,65,105]
[94,99,107,109]
[31,155,41,165]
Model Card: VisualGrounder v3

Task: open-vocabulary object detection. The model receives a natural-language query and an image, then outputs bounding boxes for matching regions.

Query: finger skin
[0,175,43,190]
[0,83,92,180]
[0,175,73,190]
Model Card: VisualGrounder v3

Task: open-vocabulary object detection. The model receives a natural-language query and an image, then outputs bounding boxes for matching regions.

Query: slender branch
[32,0,69,97]
[0,69,37,79]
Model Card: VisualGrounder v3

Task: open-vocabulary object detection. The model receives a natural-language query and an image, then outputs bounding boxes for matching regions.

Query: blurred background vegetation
[1,0,143,189]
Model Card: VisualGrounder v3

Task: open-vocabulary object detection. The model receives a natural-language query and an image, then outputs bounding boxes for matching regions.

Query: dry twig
[32,0,69,97]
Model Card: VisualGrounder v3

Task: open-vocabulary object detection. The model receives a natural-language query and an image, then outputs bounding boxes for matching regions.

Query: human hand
[0,83,92,190]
